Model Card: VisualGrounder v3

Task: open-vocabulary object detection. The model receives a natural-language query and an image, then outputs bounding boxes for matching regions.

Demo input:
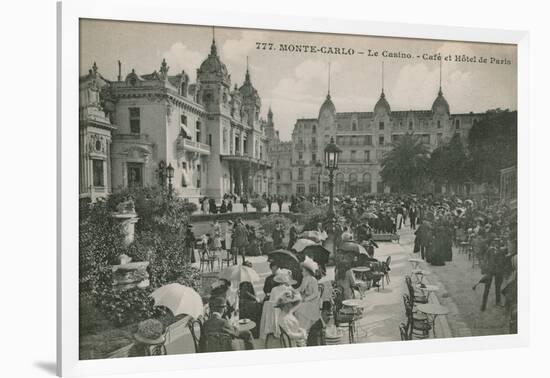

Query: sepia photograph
[78,18,518,361]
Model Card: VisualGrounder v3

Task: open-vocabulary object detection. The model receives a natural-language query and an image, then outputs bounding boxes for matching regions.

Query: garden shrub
[250,197,267,212]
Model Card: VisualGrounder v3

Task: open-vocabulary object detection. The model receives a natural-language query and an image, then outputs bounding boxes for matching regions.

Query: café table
[412,269,430,284]
[416,303,449,338]
[338,300,365,343]
[238,319,256,332]
[415,283,439,300]
[408,258,424,270]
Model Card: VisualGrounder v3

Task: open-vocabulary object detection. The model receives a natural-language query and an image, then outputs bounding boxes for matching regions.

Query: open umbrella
[292,238,317,252]
[150,283,203,319]
[302,244,331,266]
[219,264,261,283]
[339,241,368,255]
[268,249,299,263]
[267,249,302,283]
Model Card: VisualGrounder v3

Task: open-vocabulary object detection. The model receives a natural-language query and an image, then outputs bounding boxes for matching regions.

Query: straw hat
[134,319,165,345]
[274,289,302,308]
[273,268,297,285]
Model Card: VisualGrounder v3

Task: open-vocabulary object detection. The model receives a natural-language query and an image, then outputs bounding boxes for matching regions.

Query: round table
[416,304,449,338]
[408,258,424,270]
[415,284,439,300]
[342,299,367,308]
[238,319,256,332]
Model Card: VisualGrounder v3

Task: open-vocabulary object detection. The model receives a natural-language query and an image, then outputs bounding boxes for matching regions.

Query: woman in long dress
[294,257,321,333]
[259,269,296,346]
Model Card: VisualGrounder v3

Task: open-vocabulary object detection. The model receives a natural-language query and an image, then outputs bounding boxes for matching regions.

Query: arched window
[349,173,358,195]
[362,173,372,193]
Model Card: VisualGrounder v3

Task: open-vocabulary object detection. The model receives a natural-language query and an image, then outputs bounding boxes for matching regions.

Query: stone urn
[112,255,150,291]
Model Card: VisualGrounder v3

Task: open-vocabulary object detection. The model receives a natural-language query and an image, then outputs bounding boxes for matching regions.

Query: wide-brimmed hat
[134,319,165,345]
[273,268,297,285]
[274,289,302,308]
[301,256,319,275]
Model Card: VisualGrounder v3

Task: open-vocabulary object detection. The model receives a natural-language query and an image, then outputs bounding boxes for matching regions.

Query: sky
[80,19,517,141]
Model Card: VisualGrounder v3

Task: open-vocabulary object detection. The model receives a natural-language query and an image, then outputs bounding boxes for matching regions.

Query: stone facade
[79,38,271,203]
[269,85,485,197]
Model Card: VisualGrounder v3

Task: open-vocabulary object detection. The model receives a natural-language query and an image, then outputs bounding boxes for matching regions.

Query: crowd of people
[183,191,518,351]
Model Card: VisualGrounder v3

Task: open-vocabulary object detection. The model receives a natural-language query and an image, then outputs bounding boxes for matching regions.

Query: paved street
[163,223,458,355]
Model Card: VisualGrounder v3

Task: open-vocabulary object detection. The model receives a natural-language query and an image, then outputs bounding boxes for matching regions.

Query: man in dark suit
[277,196,284,213]
[232,218,249,264]
[266,195,273,212]
[203,297,254,351]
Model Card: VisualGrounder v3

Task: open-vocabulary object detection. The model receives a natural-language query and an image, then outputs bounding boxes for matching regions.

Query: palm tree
[380,133,430,193]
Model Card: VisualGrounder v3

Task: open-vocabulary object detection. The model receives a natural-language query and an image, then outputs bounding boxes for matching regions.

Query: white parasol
[219,264,261,283]
[150,283,203,319]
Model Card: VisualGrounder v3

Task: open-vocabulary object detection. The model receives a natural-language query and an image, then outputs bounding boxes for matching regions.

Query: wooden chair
[203,332,234,353]
[188,318,204,353]
[403,294,431,340]
[405,275,428,305]
[384,256,392,285]
[332,286,358,344]
[220,249,233,269]
[199,248,218,272]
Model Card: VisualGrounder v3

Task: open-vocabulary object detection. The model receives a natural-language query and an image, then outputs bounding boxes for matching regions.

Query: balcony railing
[177,137,211,155]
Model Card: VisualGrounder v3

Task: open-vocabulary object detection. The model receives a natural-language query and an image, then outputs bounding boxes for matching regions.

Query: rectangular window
[92,159,104,187]
[196,121,201,143]
[298,152,303,160]
[437,120,442,129]
[208,134,213,147]
[311,153,316,162]
[364,151,370,162]
[350,150,357,162]
[235,137,240,153]
[181,114,188,126]
[455,119,460,129]
[379,135,385,146]
[409,121,413,130]
[421,134,430,144]
[129,107,140,134]
[298,168,303,181]
[364,135,373,145]
[379,121,385,130]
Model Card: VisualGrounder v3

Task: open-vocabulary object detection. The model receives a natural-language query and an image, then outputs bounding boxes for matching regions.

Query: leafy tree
[468,109,517,185]
[380,133,430,193]
[428,133,469,187]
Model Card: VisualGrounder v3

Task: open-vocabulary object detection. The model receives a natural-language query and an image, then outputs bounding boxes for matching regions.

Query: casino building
[79,36,272,203]
[269,71,485,197]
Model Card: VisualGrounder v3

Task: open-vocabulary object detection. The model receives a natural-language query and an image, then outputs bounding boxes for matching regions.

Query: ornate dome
[432,88,450,115]
[319,93,336,118]
[374,90,391,115]
[239,69,259,100]
[198,40,230,84]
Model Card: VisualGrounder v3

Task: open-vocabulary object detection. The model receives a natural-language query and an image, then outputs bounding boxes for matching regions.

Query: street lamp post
[315,161,323,202]
[324,137,342,217]
[166,163,174,199]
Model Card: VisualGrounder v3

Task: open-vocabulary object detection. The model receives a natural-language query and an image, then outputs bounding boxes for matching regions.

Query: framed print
[58,1,529,376]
